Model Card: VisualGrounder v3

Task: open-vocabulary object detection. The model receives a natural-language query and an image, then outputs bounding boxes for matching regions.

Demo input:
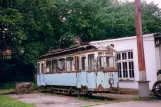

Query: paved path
[94,100,161,107]
[8,93,161,107]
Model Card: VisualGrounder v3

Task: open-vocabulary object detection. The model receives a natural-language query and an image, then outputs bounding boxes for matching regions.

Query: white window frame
[117,50,135,81]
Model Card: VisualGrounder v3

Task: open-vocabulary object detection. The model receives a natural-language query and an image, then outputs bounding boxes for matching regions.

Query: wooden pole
[135,0,150,98]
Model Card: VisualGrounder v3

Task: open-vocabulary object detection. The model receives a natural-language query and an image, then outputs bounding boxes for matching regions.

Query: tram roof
[39,43,115,60]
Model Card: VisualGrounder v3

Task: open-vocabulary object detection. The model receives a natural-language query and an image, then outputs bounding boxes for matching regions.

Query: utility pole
[135,0,150,98]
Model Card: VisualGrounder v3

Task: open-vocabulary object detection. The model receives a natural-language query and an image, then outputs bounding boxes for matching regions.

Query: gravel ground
[8,92,139,107]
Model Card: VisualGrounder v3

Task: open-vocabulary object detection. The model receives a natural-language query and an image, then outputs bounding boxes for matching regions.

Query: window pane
[66,57,73,72]
[41,63,44,73]
[57,59,65,72]
[88,54,94,70]
[123,62,128,78]
[117,63,122,78]
[128,51,133,59]
[81,57,86,70]
[52,60,57,72]
[106,57,109,67]
[46,61,52,73]
[117,53,121,60]
[122,52,127,60]
[98,57,102,69]
[129,61,134,78]
[37,63,40,73]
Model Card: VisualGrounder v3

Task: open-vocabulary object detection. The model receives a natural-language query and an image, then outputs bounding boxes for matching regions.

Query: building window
[117,50,134,79]
[0,50,12,60]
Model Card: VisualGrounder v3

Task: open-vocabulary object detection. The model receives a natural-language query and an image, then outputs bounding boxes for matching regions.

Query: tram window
[52,60,57,72]
[37,63,40,73]
[74,56,79,71]
[98,57,103,69]
[98,56,113,69]
[81,57,86,70]
[57,59,65,72]
[46,61,52,73]
[109,57,114,67]
[88,54,94,70]
[66,57,73,72]
[41,63,44,73]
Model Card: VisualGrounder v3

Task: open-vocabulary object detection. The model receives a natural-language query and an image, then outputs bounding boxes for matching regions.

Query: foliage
[0,95,35,107]
[0,0,161,64]
[0,0,161,82]
[0,82,15,90]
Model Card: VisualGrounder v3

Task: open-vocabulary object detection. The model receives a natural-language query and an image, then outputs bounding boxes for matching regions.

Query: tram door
[37,62,45,86]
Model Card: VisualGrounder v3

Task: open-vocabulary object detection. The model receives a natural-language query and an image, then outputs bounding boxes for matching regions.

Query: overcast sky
[121,0,161,7]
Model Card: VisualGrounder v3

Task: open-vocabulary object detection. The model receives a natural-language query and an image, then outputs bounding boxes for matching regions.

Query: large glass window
[117,50,134,79]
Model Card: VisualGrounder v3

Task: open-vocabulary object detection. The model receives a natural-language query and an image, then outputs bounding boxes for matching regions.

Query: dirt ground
[8,91,139,107]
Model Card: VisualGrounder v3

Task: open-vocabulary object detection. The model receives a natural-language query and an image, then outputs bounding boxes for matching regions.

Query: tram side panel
[76,71,96,89]
[76,71,119,91]
[43,73,77,86]
[37,74,45,86]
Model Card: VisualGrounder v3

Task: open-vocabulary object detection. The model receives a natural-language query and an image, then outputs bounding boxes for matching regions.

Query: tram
[37,43,119,95]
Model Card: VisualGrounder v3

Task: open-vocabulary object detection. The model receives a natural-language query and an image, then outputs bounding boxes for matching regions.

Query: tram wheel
[152,80,161,97]
[87,91,92,97]
[69,87,73,95]
[50,86,54,93]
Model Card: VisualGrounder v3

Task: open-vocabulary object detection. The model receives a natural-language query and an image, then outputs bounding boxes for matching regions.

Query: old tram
[37,43,119,95]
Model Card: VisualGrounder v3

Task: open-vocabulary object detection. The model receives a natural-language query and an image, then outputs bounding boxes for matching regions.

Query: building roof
[90,33,155,44]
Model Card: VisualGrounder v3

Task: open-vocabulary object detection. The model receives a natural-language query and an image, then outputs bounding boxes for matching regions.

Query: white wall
[90,34,158,90]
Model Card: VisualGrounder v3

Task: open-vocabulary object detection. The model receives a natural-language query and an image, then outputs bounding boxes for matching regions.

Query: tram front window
[98,56,114,70]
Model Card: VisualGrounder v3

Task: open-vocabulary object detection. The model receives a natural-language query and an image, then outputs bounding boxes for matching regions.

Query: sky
[121,0,161,7]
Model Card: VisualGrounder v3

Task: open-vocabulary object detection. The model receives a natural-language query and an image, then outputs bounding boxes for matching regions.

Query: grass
[0,82,36,107]
[92,99,100,102]
[131,97,140,101]
[0,95,35,107]
[78,96,90,101]
[0,89,15,95]
[104,99,108,104]
[80,105,91,107]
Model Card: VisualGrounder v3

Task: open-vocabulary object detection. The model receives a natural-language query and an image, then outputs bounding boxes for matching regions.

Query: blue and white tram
[37,43,119,94]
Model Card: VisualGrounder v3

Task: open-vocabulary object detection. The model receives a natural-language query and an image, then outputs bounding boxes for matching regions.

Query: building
[90,33,160,90]
[0,49,12,60]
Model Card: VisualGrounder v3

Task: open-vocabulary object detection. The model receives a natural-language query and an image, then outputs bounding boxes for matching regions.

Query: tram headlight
[109,78,114,84]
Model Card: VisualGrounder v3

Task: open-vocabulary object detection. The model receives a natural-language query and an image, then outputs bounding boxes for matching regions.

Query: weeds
[80,105,91,107]
[0,89,15,95]
[0,95,35,107]
[131,97,140,101]
[77,96,90,100]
